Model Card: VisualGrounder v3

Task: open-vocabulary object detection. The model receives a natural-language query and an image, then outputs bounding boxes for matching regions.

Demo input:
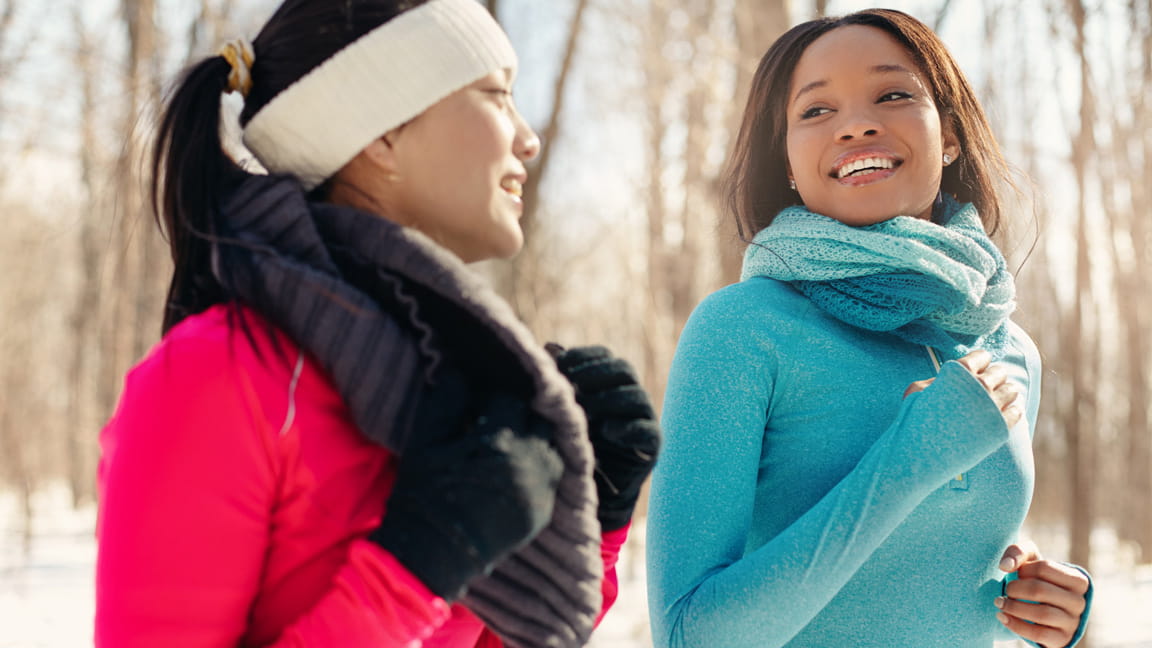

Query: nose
[513,110,541,162]
[835,108,882,141]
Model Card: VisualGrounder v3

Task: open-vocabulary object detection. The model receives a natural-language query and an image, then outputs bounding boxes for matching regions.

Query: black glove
[547,344,661,531]
[370,365,563,602]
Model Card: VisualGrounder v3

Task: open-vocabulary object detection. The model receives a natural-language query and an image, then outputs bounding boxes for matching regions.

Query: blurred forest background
[0,0,1148,644]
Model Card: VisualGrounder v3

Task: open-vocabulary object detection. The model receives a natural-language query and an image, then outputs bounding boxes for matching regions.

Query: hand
[546,344,661,531]
[995,541,1090,647]
[370,364,563,602]
[903,349,1022,428]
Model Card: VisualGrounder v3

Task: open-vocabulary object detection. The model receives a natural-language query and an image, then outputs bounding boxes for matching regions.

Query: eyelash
[878,91,913,102]
[798,91,915,120]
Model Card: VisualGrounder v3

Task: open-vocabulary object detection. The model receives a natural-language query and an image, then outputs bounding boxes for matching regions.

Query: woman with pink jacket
[95,1,659,646]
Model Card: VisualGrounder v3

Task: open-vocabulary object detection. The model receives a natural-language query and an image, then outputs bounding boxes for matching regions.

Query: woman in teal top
[647,9,1092,648]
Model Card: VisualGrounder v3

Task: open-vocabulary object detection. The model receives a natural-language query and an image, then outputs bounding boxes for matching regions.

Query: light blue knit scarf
[741,195,1016,360]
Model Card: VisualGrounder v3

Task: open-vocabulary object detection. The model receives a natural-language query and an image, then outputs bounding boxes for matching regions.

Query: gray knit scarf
[213,175,603,648]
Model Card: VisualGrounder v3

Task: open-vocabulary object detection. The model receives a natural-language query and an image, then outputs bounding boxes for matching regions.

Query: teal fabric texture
[741,195,1015,360]
[647,203,1088,647]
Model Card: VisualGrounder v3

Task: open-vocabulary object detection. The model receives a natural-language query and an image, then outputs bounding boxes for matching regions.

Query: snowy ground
[2,487,1150,647]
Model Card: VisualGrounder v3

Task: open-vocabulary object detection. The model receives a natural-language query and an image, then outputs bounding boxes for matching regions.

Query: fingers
[993,383,1022,428]
[955,349,1022,427]
[994,554,1090,648]
[903,378,934,398]
[553,345,612,373]
[995,606,1076,648]
[578,384,656,422]
[1016,559,1091,597]
[553,346,640,393]
[999,540,1041,572]
[596,418,662,457]
[1005,571,1087,617]
[957,349,992,374]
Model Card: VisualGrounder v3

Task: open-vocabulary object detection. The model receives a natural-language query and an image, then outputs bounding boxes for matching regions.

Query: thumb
[903,378,935,398]
[999,539,1041,573]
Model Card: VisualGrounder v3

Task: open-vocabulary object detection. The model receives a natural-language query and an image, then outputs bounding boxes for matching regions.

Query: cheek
[460,111,514,159]
[785,130,819,175]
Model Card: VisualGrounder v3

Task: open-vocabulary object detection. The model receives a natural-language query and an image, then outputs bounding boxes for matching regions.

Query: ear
[360,129,402,174]
[941,120,960,163]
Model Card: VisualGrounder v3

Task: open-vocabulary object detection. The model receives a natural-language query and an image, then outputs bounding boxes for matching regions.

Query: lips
[835,156,896,179]
[500,176,524,199]
[830,150,902,182]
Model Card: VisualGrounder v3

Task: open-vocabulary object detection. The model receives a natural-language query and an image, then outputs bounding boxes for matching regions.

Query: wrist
[597,500,637,532]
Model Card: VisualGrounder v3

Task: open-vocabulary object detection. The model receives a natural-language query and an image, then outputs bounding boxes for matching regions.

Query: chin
[492,225,525,258]
[493,238,524,260]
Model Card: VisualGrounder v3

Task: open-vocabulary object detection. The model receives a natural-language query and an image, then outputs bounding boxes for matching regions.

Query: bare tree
[639,0,675,403]
[187,0,239,61]
[496,0,590,330]
[94,0,168,418]
[1109,0,1152,562]
[718,0,791,283]
[66,5,107,507]
[1064,0,1097,572]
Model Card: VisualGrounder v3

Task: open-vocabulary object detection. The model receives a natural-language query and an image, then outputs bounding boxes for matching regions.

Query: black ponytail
[151,55,249,334]
[151,0,429,334]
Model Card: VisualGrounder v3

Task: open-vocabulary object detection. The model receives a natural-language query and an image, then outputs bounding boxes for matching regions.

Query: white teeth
[836,156,895,179]
[501,178,523,198]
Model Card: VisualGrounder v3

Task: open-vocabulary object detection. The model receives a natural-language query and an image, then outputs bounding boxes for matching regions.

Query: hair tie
[218,38,255,97]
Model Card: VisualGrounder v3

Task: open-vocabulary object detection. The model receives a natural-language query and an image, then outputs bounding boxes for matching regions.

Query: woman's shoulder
[127,303,338,414]
[143,303,297,376]
[1003,318,1042,375]
[684,277,815,339]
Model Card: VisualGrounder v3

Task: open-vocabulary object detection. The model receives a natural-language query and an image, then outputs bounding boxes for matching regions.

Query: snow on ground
[1,487,1150,647]
[0,486,95,648]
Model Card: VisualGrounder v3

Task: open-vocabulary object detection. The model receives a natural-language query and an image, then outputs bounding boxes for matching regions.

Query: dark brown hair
[151,0,428,333]
[723,8,1012,240]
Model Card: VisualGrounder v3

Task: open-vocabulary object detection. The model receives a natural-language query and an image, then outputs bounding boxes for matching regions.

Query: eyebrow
[791,63,916,104]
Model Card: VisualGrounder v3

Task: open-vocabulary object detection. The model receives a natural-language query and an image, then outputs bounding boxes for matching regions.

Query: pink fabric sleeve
[95,334,450,647]
[596,524,628,626]
[268,543,452,646]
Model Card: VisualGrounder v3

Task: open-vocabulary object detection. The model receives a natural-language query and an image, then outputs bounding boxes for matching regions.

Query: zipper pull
[925,346,942,373]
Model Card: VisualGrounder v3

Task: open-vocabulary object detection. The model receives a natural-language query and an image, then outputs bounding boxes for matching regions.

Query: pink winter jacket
[96,304,626,647]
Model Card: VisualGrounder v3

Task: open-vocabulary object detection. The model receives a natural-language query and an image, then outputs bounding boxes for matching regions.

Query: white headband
[242,0,518,190]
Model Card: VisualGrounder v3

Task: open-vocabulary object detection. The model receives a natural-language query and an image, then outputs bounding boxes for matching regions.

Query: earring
[942,154,953,165]
[788,178,797,190]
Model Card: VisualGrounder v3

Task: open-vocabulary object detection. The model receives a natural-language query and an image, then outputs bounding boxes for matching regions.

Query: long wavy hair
[723,9,1014,241]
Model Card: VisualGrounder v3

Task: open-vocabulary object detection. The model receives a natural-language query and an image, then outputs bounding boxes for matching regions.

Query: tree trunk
[100,0,166,416]
[1116,0,1152,562]
[719,0,790,285]
[641,0,673,407]
[504,0,589,329]
[1065,0,1095,576]
[66,6,104,507]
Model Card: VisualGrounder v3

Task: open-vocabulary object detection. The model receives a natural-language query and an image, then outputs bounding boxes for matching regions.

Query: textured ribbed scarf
[212,175,603,648]
[741,196,1016,360]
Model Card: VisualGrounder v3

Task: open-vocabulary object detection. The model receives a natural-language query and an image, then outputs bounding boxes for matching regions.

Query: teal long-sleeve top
[647,276,1053,648]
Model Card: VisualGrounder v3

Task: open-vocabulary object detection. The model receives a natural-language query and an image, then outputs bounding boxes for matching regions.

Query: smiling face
[387,70,539,262]
[331,69,540,263]
[785,25,959,226]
